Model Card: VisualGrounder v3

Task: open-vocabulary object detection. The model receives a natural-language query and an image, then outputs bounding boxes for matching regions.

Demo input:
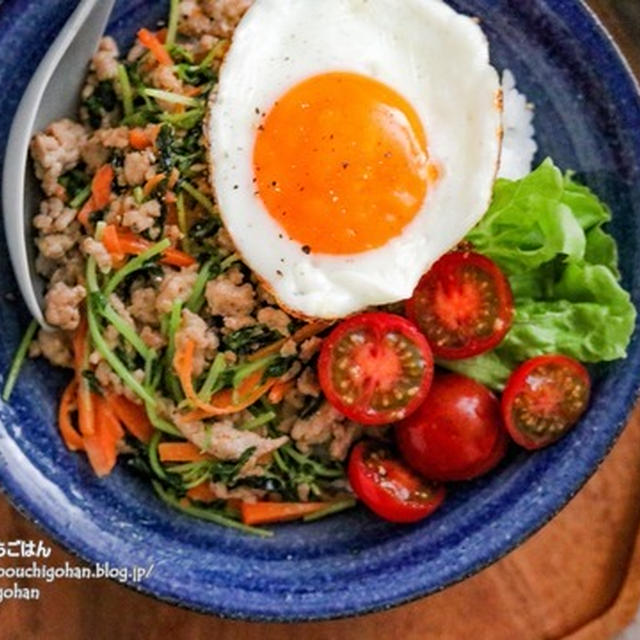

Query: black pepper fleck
[302,245,311,255]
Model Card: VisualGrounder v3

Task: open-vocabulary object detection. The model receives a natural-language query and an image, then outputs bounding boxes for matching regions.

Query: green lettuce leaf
[441,159,636,390]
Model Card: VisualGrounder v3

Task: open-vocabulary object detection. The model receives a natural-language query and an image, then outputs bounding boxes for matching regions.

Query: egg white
[208,0,502,319]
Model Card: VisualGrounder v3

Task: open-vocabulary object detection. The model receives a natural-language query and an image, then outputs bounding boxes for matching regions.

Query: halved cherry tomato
[318,312,434,425]
[406,251,514,360]
[396,373,507,482]
[348,441,445,523]
[501,355,590,450]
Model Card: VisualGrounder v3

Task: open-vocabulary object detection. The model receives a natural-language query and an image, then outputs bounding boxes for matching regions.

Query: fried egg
[208,0,502,319]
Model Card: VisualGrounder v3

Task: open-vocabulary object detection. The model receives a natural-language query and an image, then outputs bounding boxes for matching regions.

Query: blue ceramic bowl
[0,0,639,622]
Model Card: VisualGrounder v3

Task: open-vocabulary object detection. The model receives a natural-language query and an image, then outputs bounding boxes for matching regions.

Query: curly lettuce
[440,159,636,390]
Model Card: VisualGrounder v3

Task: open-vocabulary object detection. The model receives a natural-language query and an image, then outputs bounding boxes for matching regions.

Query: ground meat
[215,226,236,254]
[257,307,291,337]
[30,119,87,197]
[156,265,199,314]
[129,287,159,326]
[201,0,253,36]
[175,309,219,376]
[122,199,161,233]
[109,293,136,327]
[82,237,113,272]
[207,482,265,503]
[29,329,73,368]
[279,338,297,358]
[223,315,255,332]
[95,361,145,401]
[255,283,277,306]
[179,0,215,36]
[49,250,85,287]
[44,282,86,331]
[149,65,183,93]
[91,36,119,81]
[81,138,110,172]
[330,422,362,461]
[297,367,321,397]
[140,326,166,350]
[289,401,360,460]
[81,127,129,171]
[123,150,155,186]
[206,268,255,318]
[33,198,77,234]
[299,336,323,362]
[164,224,183,246]
[173,415,288,471]
[36,224,81,260]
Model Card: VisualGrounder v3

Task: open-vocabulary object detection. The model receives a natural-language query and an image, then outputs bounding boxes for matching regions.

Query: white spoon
[3,0,117,329]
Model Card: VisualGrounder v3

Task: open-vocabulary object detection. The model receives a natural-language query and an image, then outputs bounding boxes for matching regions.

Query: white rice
[498,70,538,180]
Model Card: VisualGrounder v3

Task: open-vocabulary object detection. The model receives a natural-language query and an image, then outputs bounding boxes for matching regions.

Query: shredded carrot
[138,28,173,66]
[76,164,114,229]
[129,128,153,150]
[143,173,166,197]
[241,502,331,526]
[158,441,210,463]
[165,192,177,205]
[101,225,196,268]
[108,394,154,444]
[175,339,276,419]
[187,483,217,503]
[58,379,84,451]
[83,396,122,477]
[248,321,331,362]
[183,86,202,97]
[101,224,124,263]
[268,380,295,405]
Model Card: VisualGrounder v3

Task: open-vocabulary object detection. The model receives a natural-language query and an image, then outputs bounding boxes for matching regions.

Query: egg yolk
[253,72,430,255]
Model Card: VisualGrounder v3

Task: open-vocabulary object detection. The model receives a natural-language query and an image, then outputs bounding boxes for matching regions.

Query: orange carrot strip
[83,395,122,477]
[76,165,114,229]
[138,28,173,66]
[175,339,276,419]
[241,502,331,526]
[101,224,124,262]
[186,483,217,503]
[268,380,295,405]
[129,128,153,150]
[101,226,196,268]
[108,394,154,444]
[248,321,331,362]
[143,173,166,197]
[91,165,114,210]
[58,379,84,451]
[158,442,210,463]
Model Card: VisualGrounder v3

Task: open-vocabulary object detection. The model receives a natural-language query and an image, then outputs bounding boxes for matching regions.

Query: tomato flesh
[318,312,434,425]
[396,373,508,482]
[502,355,590,450]
[348,441,445,523]
[406,251,514,360]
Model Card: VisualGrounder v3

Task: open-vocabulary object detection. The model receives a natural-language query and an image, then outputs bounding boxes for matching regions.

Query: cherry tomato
[318,312,434,425]
[406,251,514,360]
[348,441,446,523]
[501,355,591,450]
[396,373,507,482]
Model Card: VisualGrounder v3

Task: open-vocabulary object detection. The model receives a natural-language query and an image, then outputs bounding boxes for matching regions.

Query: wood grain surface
[1,1,640,639]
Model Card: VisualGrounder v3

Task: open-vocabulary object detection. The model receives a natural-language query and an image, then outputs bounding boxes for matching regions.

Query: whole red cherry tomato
[318,312,433,425]
[406,251,514,360]
[348,441,446,523]
[396,373,507,482]
[501,354,591,450]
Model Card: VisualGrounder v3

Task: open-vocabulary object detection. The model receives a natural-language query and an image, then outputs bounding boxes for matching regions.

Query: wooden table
[2,1,640,638]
